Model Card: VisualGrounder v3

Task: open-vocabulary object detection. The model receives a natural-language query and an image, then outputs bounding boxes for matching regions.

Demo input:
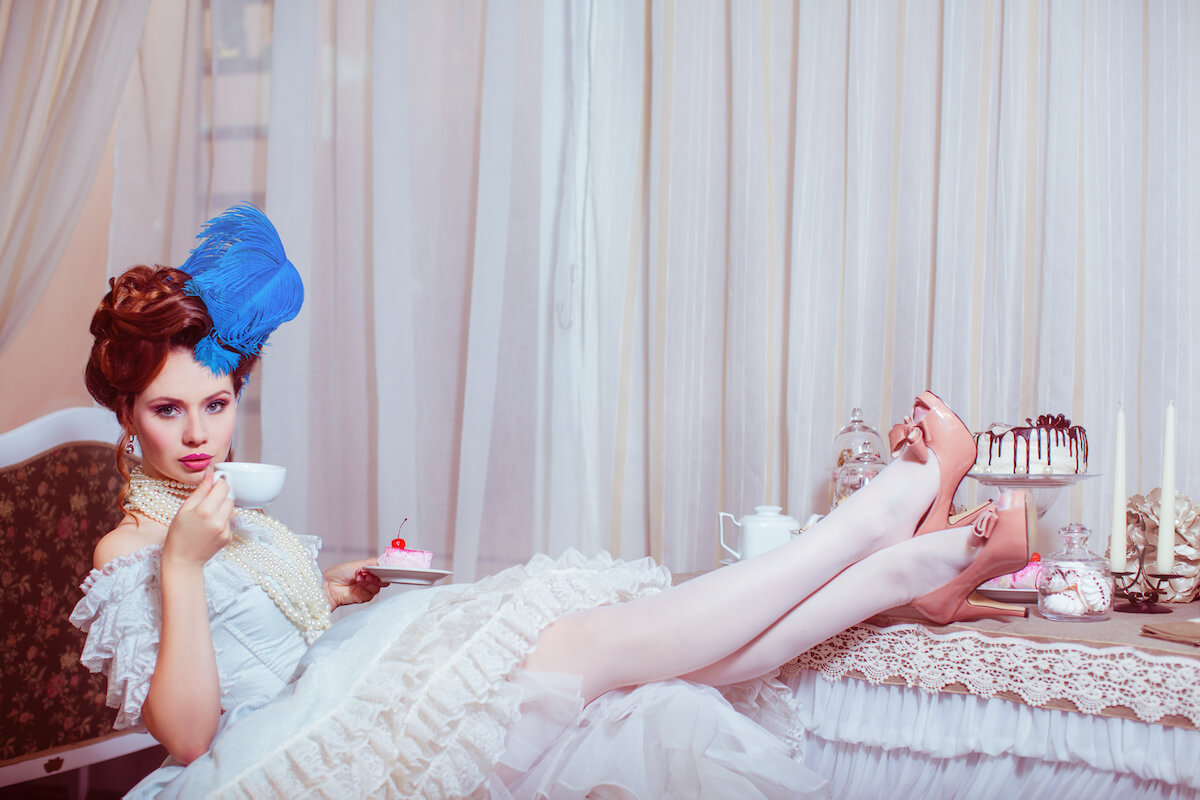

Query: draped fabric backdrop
[98,0,1198,577]
[0,0,148,354]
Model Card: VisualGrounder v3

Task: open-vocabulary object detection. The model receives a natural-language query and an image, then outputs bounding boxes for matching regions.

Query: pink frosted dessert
[982,554,1042,590]
[378,537,432,569]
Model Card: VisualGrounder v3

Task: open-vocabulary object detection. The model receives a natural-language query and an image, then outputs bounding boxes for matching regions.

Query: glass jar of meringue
[1036,523,1114,622]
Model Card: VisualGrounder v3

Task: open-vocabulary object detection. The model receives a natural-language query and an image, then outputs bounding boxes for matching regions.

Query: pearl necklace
[125,467,332,644]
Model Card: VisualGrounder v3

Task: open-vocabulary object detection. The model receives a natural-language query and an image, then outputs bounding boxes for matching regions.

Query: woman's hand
[323,558,384,610]
[162,468,235,569]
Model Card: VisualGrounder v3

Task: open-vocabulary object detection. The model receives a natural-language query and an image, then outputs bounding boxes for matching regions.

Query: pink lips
[179,454,212,471]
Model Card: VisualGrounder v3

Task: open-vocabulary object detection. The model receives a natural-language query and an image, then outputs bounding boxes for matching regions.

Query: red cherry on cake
[391,538,406,549]
[1029,552,1041,562]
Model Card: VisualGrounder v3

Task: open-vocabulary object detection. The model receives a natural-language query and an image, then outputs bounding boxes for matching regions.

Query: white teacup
[213,462,286,508]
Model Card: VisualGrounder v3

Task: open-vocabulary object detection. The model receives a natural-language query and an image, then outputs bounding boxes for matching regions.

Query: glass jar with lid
[832,408,886,478]
[1036,523,1114,621]
[834,443,886,506]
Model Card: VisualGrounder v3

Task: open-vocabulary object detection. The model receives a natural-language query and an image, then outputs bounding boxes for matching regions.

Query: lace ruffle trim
[782,622,1200,727]
[78,543,162,593]
[215,549,671,800]
[70,548,163,729]
[720,672,810,758]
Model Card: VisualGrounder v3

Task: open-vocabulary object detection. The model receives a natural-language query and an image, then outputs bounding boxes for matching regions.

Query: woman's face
[130,347,238,484]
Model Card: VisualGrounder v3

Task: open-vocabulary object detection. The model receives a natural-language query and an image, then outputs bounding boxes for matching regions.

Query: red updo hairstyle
[85,265,258,496]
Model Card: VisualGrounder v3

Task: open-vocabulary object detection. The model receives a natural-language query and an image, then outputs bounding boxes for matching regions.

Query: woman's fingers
[166,468,235,562]
[178,468,215,510]
[355,568,383,588]
[179,468,231,513]
[187,469,234,523]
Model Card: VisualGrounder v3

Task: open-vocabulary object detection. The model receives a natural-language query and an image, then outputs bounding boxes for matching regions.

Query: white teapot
[719,505,802,561]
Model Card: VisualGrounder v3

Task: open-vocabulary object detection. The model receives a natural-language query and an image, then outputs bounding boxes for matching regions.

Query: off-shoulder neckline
[82,543,163,590]
[81,519,319,592]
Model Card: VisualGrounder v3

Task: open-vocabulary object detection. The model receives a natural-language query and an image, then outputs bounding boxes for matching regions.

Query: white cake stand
[966,472,1099,518]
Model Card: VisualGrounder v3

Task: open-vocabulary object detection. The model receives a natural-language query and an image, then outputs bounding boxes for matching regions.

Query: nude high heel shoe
[909,490,1034,624]
[889,391,984,536]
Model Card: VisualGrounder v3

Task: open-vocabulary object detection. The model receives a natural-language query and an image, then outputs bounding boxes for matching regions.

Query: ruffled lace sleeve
[68,546,164,730]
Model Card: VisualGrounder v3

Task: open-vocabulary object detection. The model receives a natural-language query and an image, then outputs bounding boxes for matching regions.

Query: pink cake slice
[379,538,432,569]
[982,554,1042,589]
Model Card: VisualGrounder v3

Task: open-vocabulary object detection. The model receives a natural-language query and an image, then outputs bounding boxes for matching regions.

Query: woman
[72,205,1031,799]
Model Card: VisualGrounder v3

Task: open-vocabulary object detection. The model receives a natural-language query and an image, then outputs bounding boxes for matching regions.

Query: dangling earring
[126,433,137,454]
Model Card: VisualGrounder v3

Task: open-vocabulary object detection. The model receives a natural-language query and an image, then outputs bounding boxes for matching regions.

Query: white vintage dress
[70,516,829,798]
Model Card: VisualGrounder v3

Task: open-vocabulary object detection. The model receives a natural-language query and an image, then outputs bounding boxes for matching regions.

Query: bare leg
[524,448,944,700]
[683,525,977,686]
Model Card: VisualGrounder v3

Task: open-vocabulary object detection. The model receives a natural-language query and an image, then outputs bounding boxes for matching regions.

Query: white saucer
[363,566,452,586]
[976,586,1037,603]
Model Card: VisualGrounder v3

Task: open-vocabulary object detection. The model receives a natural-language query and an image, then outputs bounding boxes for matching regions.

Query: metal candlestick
[1112,545,1176,614]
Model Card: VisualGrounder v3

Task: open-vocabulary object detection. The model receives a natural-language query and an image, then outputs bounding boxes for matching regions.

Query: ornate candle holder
[1112,544,1175,614]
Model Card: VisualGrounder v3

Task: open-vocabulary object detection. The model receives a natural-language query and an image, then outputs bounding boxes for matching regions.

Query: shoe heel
[912,590,1029,625]
[910,491,1033,625]
[952,591,1029,622]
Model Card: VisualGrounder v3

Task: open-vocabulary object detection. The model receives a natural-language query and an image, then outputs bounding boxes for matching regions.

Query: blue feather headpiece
[178,204,304,375]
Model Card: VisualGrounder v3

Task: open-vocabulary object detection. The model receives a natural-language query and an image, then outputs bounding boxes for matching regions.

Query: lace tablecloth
[782,603,1200,729]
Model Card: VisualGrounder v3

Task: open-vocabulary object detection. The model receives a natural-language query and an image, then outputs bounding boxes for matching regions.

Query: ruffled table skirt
[779,611,1200,799]
[785,671,1200,799]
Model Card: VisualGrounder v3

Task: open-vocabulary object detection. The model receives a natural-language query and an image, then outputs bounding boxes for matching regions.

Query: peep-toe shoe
[889,391,979,536]
[909,490,1034,624]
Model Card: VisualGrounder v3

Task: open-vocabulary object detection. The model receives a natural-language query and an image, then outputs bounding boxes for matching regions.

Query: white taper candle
[1110,406,1126,571]
[1157,402,1176,575]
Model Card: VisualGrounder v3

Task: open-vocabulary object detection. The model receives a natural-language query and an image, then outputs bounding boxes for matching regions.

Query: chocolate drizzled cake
[973,414,1088,475]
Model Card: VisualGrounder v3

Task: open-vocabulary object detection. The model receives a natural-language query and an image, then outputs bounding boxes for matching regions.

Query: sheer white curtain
[107,0,200,274]
[261,0,376,565]
[108,0,273,273]
[107,0,1200,576]
[0,0,148,355]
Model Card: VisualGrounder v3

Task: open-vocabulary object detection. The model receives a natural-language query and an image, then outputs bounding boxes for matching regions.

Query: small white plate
[363,566,452,586]
[976,586,1037,603]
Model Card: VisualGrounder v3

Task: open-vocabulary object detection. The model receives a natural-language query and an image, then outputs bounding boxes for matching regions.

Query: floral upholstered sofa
[0,408,158,789]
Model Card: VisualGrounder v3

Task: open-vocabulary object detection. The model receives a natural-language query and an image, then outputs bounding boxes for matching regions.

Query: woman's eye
[154,405,180,418]
[207,399,228,414]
